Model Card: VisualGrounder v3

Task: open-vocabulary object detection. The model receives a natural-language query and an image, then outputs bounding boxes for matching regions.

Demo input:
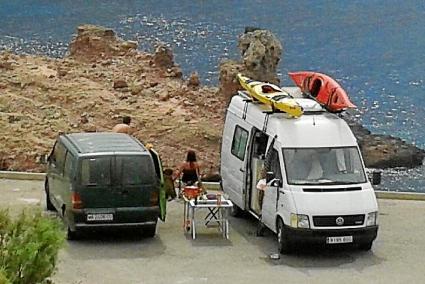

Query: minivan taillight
[150,191,159,206]
[72,192,83,209]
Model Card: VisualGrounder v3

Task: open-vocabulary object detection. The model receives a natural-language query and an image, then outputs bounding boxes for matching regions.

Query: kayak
[288,71,356,113]
[237,74,304,118]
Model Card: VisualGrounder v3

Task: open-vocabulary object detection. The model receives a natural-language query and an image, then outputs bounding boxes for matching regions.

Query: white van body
[221,88,378,253]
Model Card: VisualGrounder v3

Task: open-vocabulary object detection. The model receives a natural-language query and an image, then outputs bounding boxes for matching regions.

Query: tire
[358,241,373,251]
[277,218,291,254]
[44,180,56,211]
[142,224,157,238]
[64,209,79,240]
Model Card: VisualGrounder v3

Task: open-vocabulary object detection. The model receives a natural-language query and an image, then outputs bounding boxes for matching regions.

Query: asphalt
[1,178,425,284]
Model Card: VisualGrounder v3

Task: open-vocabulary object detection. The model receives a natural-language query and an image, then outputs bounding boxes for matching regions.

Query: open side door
[149,148,166,222]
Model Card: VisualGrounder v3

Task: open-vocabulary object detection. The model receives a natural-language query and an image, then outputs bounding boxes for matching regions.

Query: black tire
[64,209,79,240]
[44,180,56,211]
[277,218,291,254]
[358,241,373,251]
[142,224,157,238]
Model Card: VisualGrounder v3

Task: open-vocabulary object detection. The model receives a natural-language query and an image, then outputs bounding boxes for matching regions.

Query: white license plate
[326,236,353,244]
[87,213,113,221]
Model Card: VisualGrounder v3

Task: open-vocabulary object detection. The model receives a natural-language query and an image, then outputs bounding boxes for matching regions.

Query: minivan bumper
[284,225,378,245]
[70,206,160,231]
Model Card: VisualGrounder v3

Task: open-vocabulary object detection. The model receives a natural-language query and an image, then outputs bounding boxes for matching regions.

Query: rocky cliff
[0,25,423,176]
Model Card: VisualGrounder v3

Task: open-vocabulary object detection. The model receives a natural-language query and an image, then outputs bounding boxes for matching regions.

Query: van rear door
[78,155,157,208]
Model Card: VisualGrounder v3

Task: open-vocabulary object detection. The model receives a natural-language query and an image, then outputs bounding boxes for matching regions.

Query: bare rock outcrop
[219,28,283,102]
[69,24,138,60]
[345,119,425,168]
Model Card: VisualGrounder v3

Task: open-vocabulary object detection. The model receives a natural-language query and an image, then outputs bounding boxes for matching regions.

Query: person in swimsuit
[174,150,201,186]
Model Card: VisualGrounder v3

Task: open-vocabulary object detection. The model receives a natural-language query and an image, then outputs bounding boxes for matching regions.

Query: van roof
[63,132,147,154]
[228,88,357,148]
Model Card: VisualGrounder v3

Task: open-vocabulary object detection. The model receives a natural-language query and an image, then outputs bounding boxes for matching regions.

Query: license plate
[87,213,113,221]
[326,236,353,244]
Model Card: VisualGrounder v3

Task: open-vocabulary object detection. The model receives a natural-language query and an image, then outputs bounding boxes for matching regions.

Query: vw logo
[336,217,345,226]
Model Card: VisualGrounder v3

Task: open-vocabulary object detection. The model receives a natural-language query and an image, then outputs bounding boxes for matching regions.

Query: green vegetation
[0,209,65,284]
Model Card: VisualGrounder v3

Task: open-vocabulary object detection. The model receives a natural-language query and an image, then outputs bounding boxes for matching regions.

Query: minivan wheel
[44,180,56,211]
[142,224,157,238]
[277,218,291,254]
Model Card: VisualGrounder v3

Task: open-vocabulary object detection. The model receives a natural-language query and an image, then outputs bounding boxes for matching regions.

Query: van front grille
[313,215,365,227]
[303,187,362,192]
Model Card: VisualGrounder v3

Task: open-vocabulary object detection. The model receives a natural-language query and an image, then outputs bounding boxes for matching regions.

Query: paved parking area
[1,178,425,284]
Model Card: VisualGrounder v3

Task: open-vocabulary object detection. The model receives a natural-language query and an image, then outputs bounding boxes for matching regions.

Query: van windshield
[282,147,367,185]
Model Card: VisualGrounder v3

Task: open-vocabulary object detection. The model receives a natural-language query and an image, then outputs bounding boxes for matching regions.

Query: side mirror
[266,171,275,183]
[270,178,282,188]
[368,170,381,185]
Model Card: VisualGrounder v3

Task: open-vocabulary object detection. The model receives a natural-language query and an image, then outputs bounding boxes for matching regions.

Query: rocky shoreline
[0,25,423,176]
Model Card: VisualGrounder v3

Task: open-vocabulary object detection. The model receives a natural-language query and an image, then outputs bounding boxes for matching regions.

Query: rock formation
[219,28,282,103]
[69,24,138,60]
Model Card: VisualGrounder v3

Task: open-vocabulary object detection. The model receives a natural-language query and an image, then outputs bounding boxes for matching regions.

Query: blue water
[1,0,424,192]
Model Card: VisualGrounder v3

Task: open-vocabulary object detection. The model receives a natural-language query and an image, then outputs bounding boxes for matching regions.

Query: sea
[1,0,424,192]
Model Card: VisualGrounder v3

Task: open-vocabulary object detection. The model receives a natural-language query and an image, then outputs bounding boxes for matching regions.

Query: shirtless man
[112,116,132,134]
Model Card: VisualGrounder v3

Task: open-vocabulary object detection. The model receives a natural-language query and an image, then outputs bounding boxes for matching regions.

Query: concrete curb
[0,171,45,181]
[1,172,424,201]
[375,190,425,201]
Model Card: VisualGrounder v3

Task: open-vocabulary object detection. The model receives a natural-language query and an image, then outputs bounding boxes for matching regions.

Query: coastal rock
[344,118,424,168]
[219,28,282,104]
[238,29,282,84]
[153,44,174,69]
[187,72,200,88]
[69,24,138,61]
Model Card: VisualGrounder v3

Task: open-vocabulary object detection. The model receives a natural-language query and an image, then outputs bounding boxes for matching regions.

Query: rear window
[81,157,111,186]
[116,156,155,185]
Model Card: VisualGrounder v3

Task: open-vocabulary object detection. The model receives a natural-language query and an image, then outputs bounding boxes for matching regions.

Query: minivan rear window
[116,156,155,185]
[81,157,111,186]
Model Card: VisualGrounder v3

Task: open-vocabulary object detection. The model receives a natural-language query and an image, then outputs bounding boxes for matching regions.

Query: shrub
[0,209,65,284]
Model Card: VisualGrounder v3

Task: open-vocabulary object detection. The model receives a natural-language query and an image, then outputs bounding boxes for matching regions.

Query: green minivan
[45,132,166,239]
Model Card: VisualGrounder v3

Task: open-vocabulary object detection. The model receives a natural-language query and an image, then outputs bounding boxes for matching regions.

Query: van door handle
[239,168,245,173]
[279,190,285,194]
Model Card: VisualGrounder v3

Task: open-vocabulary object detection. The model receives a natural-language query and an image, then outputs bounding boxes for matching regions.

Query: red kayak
[288,71,356,112]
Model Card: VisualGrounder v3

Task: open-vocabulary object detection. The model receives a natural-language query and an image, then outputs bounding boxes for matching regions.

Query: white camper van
[221,88,379,253]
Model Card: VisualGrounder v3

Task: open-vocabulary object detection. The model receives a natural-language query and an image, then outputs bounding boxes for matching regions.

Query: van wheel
[64,210,79,240]
[358,241,373,251]
[277,218,291,254]
[142,224,157,238]
[44,180,56,211]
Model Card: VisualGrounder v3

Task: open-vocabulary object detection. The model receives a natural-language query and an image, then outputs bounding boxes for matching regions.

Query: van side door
[221,122,250,210]
[47,140,67,209]
[262,147,283,231]
[149,148,166,222]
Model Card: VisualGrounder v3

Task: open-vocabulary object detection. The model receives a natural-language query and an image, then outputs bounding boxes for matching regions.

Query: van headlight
[290,213,310,229]
[366,211,378,226]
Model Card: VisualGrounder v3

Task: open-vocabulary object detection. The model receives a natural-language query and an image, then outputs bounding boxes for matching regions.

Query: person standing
[173,150,202,186]
[112,116,132,134]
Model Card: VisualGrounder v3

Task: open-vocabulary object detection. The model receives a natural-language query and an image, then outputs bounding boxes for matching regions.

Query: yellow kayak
[237,74,304,118]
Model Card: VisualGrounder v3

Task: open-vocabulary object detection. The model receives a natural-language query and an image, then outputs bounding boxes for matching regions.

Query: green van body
[45,132,166,239]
